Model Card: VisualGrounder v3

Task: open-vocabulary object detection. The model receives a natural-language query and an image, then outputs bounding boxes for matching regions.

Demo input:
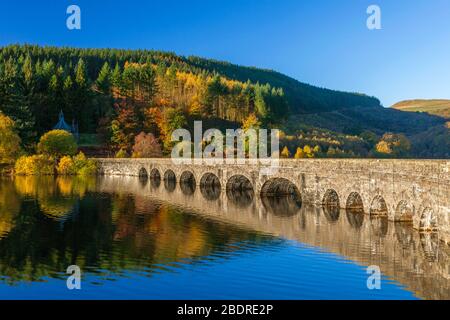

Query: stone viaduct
[96,158,450,243]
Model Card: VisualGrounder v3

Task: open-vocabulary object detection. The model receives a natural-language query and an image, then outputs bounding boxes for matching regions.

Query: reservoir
[0,176,448,300]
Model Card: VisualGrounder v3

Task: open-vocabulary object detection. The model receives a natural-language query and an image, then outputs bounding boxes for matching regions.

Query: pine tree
[96,62,111,94]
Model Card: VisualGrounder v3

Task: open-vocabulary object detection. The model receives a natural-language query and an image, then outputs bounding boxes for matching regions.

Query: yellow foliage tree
[0,113,21,165]
[281,146,291,158]
[294,147,305,159]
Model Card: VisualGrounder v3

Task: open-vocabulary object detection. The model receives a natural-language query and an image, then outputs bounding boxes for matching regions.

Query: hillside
[392,99,450,119]
[0,44,448,159]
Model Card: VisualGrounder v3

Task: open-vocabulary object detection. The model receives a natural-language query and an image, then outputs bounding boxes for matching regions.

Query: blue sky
[1,0,449,107]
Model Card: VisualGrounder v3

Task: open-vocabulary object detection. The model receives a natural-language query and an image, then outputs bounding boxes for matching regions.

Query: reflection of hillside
[0,177,267,284]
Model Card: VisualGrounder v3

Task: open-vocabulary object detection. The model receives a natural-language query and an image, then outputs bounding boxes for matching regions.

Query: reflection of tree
[0,180,21,239]
[0,178,268,284]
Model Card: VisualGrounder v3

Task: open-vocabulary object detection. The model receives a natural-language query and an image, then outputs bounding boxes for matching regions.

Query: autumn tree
[110,102,139,152]
[0,113,21,164]
[131,132,163,158]
[294,147,305,159]
[281,146,291,158]
[375,133,411,157]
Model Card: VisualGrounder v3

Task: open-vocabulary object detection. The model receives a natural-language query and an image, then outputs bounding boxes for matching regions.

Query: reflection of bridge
[96,175,450,300]
[96,158,450,243]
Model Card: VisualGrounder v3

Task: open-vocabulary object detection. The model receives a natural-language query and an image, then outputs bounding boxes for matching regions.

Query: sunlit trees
[281,146,291,158]
[294,147,305,159]
[0,113,21,164]
[375,133,411,157]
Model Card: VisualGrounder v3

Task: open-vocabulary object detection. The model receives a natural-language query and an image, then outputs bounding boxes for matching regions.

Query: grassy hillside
[392,99,450,119]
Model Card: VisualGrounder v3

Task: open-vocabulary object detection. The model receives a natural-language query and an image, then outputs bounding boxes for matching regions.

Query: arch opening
[150,169,161,180]
[139,167,148,179]
[322,189,340,222]
[226,175,254,192]
[180,171,196,195]
[322,189,340,207]
[150,168,161,188]
[260,178,301,198]
[369,195,388,217]
[164,170,176,182]
[394,200,413,222]
[200,173,221,201]
[419,207,438,232]
[226,175,254,207]
[260,178,302,216]
[346,192,364,214]
[200,173,221,188]
[138,167,149,187]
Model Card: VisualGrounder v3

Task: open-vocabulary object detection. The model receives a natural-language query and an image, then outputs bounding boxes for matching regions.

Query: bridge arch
[200,173,221,188]
[150,168,161,180]
[346,192,364,213]
[260,177,300,198]
[418,207,438,232]
[180,171,196,185]
[138,167,148,179]
[164,169,176,182]
[149,168,161,188]
[200,172,221,201]
[180,171,196,195]
[322,189,340,222]
[369,195,388,217]
[322,189,340,207]
[226,175,254,192]
[394,200,414,222]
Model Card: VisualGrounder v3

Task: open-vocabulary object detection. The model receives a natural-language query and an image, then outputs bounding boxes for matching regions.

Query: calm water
[0,176,448,300]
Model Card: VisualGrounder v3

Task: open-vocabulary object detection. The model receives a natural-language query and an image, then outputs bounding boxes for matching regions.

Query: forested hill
[185,56,382,113]
[0,44,447,159]
[0,44,380,114]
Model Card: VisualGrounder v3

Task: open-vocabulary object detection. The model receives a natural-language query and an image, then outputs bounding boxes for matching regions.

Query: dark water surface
[0,176,448,300]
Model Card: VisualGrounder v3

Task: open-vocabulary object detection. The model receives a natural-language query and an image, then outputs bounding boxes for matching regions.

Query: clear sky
[1,0,449,107]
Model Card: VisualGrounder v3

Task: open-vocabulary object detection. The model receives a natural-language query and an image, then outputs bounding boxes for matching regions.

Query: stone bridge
[96,158,450,243]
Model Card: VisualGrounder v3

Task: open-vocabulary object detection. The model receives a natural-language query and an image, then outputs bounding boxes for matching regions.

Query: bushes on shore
[16,152,97,176]
[15,155,54,175]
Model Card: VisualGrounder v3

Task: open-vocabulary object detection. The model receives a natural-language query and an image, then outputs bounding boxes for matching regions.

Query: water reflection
[0,176,448,299]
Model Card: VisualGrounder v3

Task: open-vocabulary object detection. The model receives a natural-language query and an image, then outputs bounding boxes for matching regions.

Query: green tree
[37,130,78,159]
[96,62,111,94]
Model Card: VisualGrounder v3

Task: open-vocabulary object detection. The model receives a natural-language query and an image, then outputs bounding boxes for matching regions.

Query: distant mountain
[391,99,450,119]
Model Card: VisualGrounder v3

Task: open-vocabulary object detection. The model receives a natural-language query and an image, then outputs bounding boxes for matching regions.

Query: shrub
[15,155,54,176]
[73,152,97,176]
[37,130,77,159]
[57,156,75,175]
